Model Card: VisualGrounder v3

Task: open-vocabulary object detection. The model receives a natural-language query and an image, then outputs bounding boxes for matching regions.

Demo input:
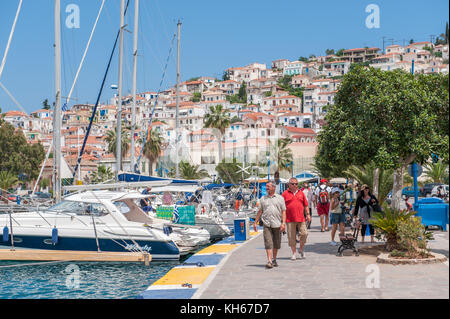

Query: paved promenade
[196,213,449,299]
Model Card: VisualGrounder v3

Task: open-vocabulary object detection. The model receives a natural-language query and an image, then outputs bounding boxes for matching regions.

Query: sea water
[0,259,181,299]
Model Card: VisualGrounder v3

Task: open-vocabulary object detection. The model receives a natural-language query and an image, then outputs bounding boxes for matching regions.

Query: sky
[0,0,448,113]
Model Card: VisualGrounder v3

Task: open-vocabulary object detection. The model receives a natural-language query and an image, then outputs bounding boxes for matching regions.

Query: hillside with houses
[2,41,449,184]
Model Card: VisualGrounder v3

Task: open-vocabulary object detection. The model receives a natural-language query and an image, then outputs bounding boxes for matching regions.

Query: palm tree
[203,104,231,163]
[168,161,209,180]
[270,138,293,174]
[423,160,449,183]
[104,129,130,166]
[344,163,393,204]
[140,129,164,176]
[89,165,114,184]
[0,171,18,191]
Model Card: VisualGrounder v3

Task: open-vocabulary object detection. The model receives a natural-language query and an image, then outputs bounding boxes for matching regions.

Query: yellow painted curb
[153,267,215,286]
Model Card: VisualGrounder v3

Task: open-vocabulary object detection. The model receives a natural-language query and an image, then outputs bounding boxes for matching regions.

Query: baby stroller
[336,218,361,257]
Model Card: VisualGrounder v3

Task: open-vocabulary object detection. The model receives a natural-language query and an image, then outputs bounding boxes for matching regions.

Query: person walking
[329,189,345,246]
[315,179,331,232]
[301,182,314,229]
[282,178,310,260]
[254,181,286,269]
[352,184,378,243]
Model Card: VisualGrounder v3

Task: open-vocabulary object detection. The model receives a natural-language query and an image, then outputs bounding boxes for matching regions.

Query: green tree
[344,163,394,204]
[325,49,335,55]
[230,116,241,124]
[315,66,448,210]
[42,99,51,110]
[238,82,247,102]
[270,138,293,173]
[140,129,164,175]
[104,128,130,167]
[298,56,309,62]
[222,71,230,81]
[335,49,345,57]
[0,107,4,125]
[168,161,209,180]
[216,158,249,184]
[190,92,201,102]
[0,122,45,181]
[203,105,231,163]
[0,171,18,191]
[89,165,114,184]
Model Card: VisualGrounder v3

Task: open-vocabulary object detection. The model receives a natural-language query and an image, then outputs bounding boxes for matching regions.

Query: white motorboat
[146,185,231,241]
[0,190,184,260]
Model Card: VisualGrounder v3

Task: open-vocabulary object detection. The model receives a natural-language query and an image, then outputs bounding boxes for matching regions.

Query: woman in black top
[352,184,379,243]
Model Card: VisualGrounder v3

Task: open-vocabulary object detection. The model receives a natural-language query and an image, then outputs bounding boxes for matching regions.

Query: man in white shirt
[301,182,314,229]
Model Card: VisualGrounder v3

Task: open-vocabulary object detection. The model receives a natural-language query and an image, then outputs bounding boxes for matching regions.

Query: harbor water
[0,259,181,299]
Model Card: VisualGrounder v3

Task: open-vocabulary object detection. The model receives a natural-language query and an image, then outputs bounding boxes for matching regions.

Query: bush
[371,206,434,258]
[395,216,433,258]
[370,206,417,251]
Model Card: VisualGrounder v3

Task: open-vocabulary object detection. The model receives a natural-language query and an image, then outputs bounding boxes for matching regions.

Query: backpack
[318,185,329,205]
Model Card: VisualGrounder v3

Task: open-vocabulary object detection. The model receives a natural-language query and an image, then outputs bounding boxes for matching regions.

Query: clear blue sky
[0,0,448,113]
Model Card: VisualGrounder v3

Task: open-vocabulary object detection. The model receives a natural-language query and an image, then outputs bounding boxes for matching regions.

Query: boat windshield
[47,200,109,216]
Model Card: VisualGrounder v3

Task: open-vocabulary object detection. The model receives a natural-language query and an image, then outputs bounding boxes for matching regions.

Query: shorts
[330,213,346,225]
[263,226,281,250]
[287,222,307,247]
[317,203,330,216]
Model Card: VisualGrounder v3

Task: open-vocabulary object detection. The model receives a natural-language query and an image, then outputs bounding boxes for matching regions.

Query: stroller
[336,218,361,257]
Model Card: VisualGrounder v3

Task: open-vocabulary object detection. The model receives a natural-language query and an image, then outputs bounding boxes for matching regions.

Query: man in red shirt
[282,177,311,260]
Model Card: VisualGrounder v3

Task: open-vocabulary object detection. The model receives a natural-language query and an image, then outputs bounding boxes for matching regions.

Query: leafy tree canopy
[315,66,449,176]
[315,66,448,210]
[0,122,46,181]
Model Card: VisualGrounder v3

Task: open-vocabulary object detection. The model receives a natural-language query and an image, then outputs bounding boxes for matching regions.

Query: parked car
[421,183,442,197]
[431,185,449,198]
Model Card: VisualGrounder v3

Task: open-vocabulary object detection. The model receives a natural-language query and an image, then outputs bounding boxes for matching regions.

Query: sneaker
[272,260,278,267]
[299,250,305,259]
[330,240,337,246]
[290,254,296,261]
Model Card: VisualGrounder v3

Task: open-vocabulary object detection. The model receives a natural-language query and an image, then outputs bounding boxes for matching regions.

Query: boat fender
[52,227,59,245]
[3,226,9,242]
[163,225,173,236]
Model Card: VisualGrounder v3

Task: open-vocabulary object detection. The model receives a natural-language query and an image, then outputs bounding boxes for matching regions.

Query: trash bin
[234,217,250,241]
[415,197,449,231]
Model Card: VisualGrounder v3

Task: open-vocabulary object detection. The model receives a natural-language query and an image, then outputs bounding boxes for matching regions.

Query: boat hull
[1,235,180,260]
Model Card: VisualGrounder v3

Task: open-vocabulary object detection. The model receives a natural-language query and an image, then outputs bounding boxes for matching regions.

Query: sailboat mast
[130,0,139,173]
[175,20,181,178]
[54,0,62,202]
[116,0,125,181]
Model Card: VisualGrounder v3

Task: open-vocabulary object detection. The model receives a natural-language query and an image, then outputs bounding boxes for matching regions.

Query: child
[330,189,345,246]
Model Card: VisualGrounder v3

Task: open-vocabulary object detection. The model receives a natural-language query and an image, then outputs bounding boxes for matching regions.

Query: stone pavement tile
[198,214,449,299]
